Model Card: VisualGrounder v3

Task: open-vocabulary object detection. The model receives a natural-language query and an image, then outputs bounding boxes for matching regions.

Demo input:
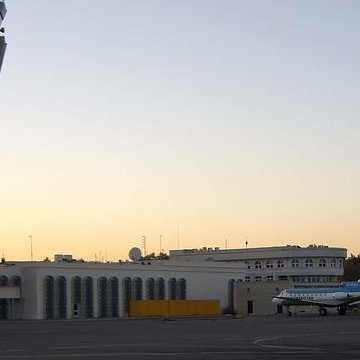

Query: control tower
[0,1,7,73]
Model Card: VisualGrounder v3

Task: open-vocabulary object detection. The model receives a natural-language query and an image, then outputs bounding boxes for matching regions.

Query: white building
[0,257,245,320]
[0,244,346,320]
[170,245,346,287]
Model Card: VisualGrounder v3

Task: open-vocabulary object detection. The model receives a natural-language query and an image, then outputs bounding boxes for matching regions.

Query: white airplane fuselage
[272,280,360,315]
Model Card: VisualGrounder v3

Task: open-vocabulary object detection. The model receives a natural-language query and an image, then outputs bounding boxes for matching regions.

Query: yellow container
[129,299,220,317]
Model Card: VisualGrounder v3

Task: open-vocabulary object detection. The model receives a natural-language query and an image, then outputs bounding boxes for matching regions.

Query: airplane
[272,280,360,316]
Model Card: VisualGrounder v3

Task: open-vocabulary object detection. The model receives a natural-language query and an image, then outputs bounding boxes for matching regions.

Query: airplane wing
[349,300,360,307]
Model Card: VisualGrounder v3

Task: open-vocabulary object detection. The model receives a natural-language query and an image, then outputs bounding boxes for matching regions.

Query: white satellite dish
[128,247,142,261]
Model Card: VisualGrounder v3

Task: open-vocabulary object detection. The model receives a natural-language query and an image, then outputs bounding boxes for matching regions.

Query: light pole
[28,235,33,261]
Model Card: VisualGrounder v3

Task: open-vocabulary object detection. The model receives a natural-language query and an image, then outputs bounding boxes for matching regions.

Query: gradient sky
[0,0,359,261]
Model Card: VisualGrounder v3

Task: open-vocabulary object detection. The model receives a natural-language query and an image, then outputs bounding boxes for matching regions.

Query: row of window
[246,258,342,270]
[43,275,187,320]
[244,275,274,282]
[0,275,21,287]
[244,275,336,283]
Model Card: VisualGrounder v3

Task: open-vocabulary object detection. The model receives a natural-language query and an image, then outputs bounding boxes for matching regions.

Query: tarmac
[0,312,359,359]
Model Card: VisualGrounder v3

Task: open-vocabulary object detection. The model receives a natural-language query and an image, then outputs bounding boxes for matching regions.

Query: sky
[0,0,359,261]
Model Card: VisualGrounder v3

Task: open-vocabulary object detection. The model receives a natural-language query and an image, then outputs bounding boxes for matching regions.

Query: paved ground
[0,312,360,359]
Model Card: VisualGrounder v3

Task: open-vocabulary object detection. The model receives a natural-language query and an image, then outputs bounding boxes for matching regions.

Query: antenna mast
[142,236,147,256]
[28,235,33,261]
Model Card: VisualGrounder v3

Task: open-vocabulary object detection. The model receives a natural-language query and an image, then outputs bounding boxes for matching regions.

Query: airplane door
[247,300,253,314]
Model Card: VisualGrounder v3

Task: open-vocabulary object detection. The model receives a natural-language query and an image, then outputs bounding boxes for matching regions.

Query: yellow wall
[129,300,220,317]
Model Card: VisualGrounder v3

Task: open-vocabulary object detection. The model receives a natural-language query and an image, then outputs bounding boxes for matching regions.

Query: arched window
[10,276,21,287]
[83,276,94,318]
[254,260,262,269]
[146,278,155,300]
[319,259,326,268]
[71,276,82,319]
[227,279,235,313]
[122,277,132,315]
[266,260,273,269]
[292,259,300,268]
[330,258,337,268]
[305,259,313,268]
[168,278,177,300]
[109,277,119,317]
[44,276,55,319]
[98,277,108,318]
[0,276,10,319]
[133,277,142,300]
[277,260,284,268]
[177,278,186,300]
[56,276,67,319]
[0,276,9,286]
[155,278,165,300]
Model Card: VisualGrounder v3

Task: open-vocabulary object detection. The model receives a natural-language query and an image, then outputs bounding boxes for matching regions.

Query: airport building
[0,253,245,320]
[0,244,346,320]
[169,244,346,316]
[170,245,346,287]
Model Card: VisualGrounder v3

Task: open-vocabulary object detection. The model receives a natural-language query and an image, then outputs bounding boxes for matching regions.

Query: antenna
[142,236,147,256]
[177,226,180,250]
[225,239,228,250]
[159,234,162,254]
[28,235,33,261]
[246,237,248,249]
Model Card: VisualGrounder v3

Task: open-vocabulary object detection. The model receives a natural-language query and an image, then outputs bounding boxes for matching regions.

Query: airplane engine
[333,292,352,300]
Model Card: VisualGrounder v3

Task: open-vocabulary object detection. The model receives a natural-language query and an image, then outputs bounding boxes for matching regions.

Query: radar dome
[128,247,142,261]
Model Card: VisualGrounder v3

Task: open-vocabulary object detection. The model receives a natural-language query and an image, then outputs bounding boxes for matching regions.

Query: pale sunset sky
[0,0,359,261]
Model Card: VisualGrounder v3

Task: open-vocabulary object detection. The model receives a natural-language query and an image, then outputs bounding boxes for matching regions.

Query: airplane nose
[272,297,282,304]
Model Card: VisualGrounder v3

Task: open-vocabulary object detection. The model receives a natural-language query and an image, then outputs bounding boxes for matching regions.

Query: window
[156,278,165,300]
[177,278,187,300]
[56,276,67,319]
[133,277,143,300]
[227,279,235,312]
[245,276,250,282]
[43,276,55,319]
[266,275,273,281]
[305,259,313,268]
[254,260,262,269]
[330,258,336,268]
[71,276,82,319]
[83,276,94,318]
[291,259,300,268]
[277,260,284,268]
[244,261,250,270]
[319,258,326,268]
[122,277,132,315]
[146,278,155,300]
[109,277,119,317]
[255,276,262,282]
[97,277,107,318]
[266,260,273,269]
[168,278,177,300]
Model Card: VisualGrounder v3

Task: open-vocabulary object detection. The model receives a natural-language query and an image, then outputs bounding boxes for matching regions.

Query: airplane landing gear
[319,307,328,316]
[337,306,346,315]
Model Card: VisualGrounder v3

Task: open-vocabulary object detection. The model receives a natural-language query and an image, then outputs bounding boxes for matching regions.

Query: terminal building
[170,244,347,316]
[0,245,346,320]
[0,252,245,320]
[170,245,346,287]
